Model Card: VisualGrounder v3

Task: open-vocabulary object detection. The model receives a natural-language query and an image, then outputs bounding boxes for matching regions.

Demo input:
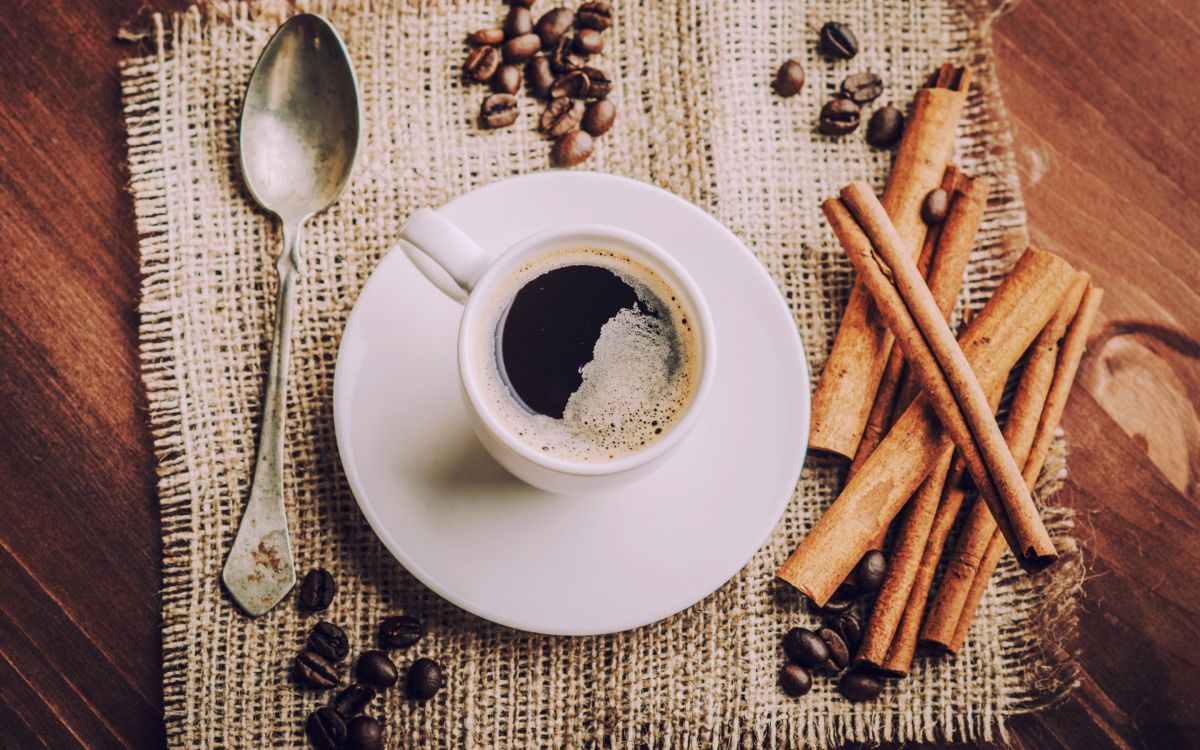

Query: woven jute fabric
[121,1,1081,746]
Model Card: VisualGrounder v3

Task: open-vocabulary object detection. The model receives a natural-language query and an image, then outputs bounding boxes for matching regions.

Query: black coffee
[498,264,647,418]
[477,248,698,461]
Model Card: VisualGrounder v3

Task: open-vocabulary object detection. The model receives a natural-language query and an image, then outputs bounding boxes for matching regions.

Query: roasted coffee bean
[296,649,341,690]
[481,93,519,129]
[503,6,533,39]
[333,682,376,718]
[818,627,850,670]
[551,130,594,167]
[550,69,590,99]
[536,8,575,48]
[812,593,854,615]
[468,28,505,46]
[580,67,611,98]
[356,650,399,688]
[549,37,585,73]
[492,64,522,94]
[305,707,347,750]
[346,715,384,750]
[818,21,858,60]
[574,29,604,55]
[503,33,542,62]
[378,615,425,649]
[540,97,586,137]
[772,59,805,97]
[406,658,446,700]
[866,105,905,148]
[527,56,556,98]
[779,663,812,697]
[829,612,863,654]
[464,45,502,83]
[818,99,860,135]
[299,568,336,611]
[855,550,887,592]
[581,98,616,136]
[308,621,350,663]
[507,0,534,6]
[838,668,883,702]
[922,188,950,224]
[576,1,613,30]
[781,627,829,669]
[840,72,884,104]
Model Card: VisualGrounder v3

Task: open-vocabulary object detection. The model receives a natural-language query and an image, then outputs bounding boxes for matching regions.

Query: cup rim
[456,223,717,478]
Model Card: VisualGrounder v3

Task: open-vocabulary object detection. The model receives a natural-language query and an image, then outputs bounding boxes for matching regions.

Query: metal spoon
[221,14,360,617]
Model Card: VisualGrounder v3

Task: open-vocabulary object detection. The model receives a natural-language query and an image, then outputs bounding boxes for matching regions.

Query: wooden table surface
[2,1,1196,747]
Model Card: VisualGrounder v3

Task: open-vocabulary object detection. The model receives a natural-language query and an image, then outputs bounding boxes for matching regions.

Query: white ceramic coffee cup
[397,208,717,494]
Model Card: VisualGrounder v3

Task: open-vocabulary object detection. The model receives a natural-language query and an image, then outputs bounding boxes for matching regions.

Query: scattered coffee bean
[551,129,594,166]
[468,28,505,46]
[580,67,611,98]
[527,56,556,98]
[481,93,519,129]
[346,715,384,750]
[308,621,350,663]
[574,29,604,56]
[549,37,585,73]
[550,69,591,99]
[299,568,336,611]
[829,612,863,654]
[772,59,805,98]
[818,627,850,670]
[576,1,612,30]
[536,8,575,48]
[503,5,533,38]
[492,63,522,94]
[922,188,950,224]
[838,668,883,702]
[779,663,813,697]
[333,682,376,718]
[854,549,887,592]
[818,98,861,135]
[812,593,854,615]
[378,615,425,649]
[866,105,905,148]
[406,658,446,700]
[296,649,341,690]
[464,45,502,83]
[840,72,884,104]
[507,0,534,6]
[541,97,586,137]
[356,650,399,688]
[503,33,541,62]
[817,21,858,60]
[581,98,616,136]
[305,707,347,750]
[781,627,830,669]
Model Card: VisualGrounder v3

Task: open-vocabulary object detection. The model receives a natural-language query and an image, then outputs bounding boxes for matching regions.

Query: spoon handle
[221,221,302,616]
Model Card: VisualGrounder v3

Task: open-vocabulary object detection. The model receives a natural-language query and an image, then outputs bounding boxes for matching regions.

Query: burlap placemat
[121,0,1080,746]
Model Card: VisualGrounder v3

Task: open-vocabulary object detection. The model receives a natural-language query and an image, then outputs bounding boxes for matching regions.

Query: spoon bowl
[239,13,360,224]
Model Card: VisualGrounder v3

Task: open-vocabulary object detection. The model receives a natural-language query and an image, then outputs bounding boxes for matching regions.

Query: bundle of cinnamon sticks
[777,63,1103,681]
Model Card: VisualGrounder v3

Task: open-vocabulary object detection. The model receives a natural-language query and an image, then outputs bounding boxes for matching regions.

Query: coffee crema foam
[475,247,700,462]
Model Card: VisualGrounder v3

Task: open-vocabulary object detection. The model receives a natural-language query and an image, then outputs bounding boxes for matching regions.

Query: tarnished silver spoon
[222,14,360,617]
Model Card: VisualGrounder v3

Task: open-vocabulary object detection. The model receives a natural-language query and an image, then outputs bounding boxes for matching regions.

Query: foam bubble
[475,247,699,462]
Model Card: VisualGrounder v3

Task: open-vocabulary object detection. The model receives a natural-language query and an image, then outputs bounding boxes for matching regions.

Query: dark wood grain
[0,0,1196,748]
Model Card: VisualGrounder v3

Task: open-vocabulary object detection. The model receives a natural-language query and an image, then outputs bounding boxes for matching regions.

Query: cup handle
[398,208,490,303]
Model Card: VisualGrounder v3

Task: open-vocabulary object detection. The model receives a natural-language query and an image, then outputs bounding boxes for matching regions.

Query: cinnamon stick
[808,66,970,461]
[838,182,1057,573]
[929,281,1104,653]
[777,247,1078,605]
[920,276,1095,651]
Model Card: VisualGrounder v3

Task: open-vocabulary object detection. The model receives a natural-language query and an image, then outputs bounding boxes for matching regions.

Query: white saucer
[333,172,809,635]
